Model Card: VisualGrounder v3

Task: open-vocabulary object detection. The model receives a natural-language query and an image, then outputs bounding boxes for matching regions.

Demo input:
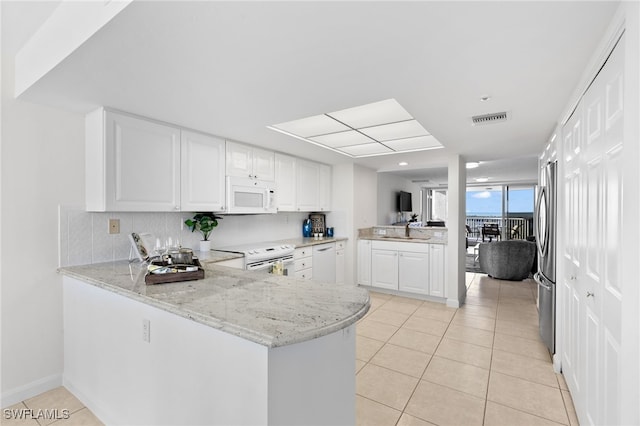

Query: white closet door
[560,35,625,426]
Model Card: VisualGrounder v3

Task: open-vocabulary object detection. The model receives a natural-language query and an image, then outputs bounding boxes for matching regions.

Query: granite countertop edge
[58,261,369,348]
[359,236,448,245]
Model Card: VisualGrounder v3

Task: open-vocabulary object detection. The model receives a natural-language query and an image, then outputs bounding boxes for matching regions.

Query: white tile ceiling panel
[338,143,392,156]
[359,119,429,141]
[273,114,350,138]
[384,135,443,151]
[328,99,412,129]
[310,130,372,148]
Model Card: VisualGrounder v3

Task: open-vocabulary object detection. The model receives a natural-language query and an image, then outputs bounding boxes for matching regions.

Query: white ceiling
[5,1,619,183]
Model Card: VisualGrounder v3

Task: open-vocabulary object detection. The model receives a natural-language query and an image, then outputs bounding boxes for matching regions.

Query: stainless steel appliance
[534,160,557,353]
[225,176,277,214]
[216,242,295,273]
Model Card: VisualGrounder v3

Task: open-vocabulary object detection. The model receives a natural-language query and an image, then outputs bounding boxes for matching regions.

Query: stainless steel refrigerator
[535,161,557,353]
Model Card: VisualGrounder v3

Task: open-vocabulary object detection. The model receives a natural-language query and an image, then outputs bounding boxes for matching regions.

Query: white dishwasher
[312,242,336,283]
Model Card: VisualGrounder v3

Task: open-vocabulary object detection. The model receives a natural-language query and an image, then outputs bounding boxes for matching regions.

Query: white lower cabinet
[294,247,313,280]
[368,240,445,298]
[357,240,372,286]
[398,251,429,295]
[336,241,345,284]
[428,243,445,297]
[371,249,399,290]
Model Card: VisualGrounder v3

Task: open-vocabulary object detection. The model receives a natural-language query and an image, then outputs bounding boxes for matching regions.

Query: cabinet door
[105,111,181,211]
[336,248,345,284]
[428,244,446,297]
[318,164,332,211]
[296,159,320,211]
[371,249,398,290]
[275,154,297,211]
[181,131,225,212]
[252,147,275,181]
[398,251,429,295]
[226,141,253,178]
[357,240,372,286]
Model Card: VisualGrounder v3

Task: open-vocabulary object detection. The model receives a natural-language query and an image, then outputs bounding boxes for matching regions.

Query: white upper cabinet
[275,155,331,212]
[275,153,297,211]
[296,159,320,211]
[86,108,181,211]
[318,163,332,212]
[226,141,275,181]
[180,130,226,212]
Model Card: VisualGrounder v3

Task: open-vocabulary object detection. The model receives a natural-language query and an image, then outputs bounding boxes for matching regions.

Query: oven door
[246,256,294,275]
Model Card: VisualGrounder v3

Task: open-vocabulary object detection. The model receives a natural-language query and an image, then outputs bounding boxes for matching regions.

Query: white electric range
[215,241,295,273]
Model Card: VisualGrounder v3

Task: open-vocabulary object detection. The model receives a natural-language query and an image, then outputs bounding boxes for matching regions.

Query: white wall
[446,156,466,308]
[376,172,420,225]
[327,163,377,286]
[1,55,85,405]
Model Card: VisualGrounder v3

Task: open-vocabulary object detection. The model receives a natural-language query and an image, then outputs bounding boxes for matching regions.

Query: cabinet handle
[570,276,576,280]
[586,292,594,298]
[175,206,180,210]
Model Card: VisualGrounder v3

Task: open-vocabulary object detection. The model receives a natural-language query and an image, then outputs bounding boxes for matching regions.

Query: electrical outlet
[142,319,150,343]
[109,219,120,234]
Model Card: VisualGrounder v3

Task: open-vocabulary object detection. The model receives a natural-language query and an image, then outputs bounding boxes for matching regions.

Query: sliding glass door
[466,185,534,240]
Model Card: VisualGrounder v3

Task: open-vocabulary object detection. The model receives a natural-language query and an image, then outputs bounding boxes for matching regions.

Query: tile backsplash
[58,205,309,267]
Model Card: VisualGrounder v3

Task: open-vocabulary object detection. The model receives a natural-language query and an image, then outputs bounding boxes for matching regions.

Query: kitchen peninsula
[59,258,369,426]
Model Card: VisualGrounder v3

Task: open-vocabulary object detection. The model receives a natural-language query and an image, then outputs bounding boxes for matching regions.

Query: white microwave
[225,176,277,214]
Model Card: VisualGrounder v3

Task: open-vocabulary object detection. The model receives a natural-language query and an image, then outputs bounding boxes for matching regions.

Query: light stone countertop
[59,260,369,348]
[359,236,448,245]
[274,236,348,248]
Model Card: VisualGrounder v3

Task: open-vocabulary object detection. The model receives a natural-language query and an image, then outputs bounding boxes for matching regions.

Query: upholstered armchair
[478,240,536,281]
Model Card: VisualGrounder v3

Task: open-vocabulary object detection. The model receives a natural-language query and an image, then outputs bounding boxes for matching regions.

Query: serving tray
[144,259,204,285]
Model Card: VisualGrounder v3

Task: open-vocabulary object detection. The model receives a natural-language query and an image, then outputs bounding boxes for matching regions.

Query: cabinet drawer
[295,258,313,272]
[295,270,313,280]
[294,248,312,259]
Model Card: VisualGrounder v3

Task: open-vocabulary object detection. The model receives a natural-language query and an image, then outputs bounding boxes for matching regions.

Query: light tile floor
[356,272,580,426]
[2,387,103,426]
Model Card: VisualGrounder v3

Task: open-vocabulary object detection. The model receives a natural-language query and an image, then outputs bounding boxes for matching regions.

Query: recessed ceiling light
[475,177,489,182]
[466,162,480,169]
[480,95,491,102]
[268,98,444,158]
[398,162,408,166]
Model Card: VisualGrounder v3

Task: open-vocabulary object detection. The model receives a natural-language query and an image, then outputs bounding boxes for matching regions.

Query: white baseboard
[62,378,112,426]
[1,373,62,409]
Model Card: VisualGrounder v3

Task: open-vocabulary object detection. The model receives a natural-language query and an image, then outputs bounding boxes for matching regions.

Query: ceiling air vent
[471,111,509,126]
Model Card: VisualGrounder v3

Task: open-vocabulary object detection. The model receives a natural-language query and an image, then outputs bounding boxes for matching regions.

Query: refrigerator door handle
[534,185,547,258]
[535,273,552,290]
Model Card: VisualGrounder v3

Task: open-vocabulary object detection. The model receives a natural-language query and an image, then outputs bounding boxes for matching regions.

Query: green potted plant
[184,213,222,251]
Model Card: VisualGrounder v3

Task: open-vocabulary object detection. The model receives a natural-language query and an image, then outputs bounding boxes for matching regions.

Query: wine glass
[154,237,166,262]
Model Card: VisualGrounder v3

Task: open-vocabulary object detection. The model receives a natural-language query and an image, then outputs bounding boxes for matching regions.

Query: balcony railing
[466,216,533,241]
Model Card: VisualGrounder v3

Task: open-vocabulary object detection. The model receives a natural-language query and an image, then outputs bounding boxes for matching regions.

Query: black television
[397,191,412,212]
